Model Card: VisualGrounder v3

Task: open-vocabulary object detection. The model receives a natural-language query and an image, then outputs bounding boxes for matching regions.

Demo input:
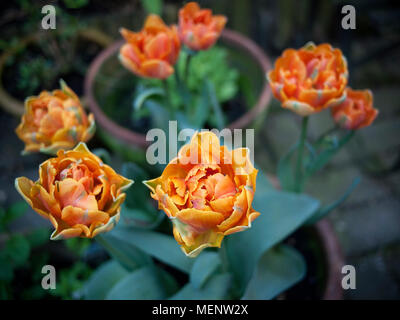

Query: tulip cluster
[119,2,227,79]
[12,2,379,262]
[13,2,238,257]
[268,42,379,194]
[268,42,378,129]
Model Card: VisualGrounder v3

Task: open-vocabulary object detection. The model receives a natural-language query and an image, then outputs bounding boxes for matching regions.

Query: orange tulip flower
[144,131,259,257]
[331,88,378,130]
[15,143,133,240]
[268,42,349,116]
[178,2,227,51]
[119,15,180,79]
[15,81,95,155]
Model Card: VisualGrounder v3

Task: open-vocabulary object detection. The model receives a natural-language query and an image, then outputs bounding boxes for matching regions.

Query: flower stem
[184,53,192,83]
[294,116,309,193]
[162,79,172,110]
[314,125,339,146]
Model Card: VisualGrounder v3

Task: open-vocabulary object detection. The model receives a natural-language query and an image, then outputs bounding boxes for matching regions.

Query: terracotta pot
[84,29,272,150]
[315,219,345,299]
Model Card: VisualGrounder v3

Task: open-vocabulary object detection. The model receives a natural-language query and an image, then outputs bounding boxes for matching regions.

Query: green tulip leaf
[242,245,306,299]
[96,234,152,272]
[82,260,129,300]
[106,266,167,300]
[306,176,360,225]
[133,87,165,111]
[226,183,319,292]
[107,227,194,273]
[190,251,221,289]
[170,273,232,300]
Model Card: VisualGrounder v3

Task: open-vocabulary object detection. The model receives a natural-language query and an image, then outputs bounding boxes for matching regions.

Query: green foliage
[83,171,323,300]
[106,226,194,273]
[225,175,320,294]
[50,262,92,300]
[184,47,239,103]
[0,202,48,298]
[242,245,306,299]
[190,251,221,289]
[304,130,355,178]
[81,260,129,300]
[0,202,91,300]
[97,234,152,271]
[62,0,89,9]
[121,162,164,229]
[65,238,91,256]
[140,0,163,15]
[277,129,359,223]
[131,46,239,129]
[92,148,112,165]
[0,201,28,231]
[5,234,31,268]
[306,177,361,225]
[170,273,232,300]
[106,266,168,300]
[17,57,54,96]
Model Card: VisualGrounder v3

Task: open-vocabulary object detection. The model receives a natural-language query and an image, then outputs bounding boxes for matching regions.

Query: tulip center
[55,161,103,211]
[168,164,238,212]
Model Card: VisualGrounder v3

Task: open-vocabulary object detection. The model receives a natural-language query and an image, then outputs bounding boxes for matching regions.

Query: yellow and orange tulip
[331,88,378,130]
[178,2,227,51]
[144,131,259,257]
[15,81,95,155]
[15,143,133,240]
[119,15,180,79]
[268,42,348,116]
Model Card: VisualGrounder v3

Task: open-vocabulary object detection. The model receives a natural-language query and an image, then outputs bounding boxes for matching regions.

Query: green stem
[294,116,309,193]
[184,53,192,84]
[314,125,339,146]
[162,79,172,110]
[96,235,138,270]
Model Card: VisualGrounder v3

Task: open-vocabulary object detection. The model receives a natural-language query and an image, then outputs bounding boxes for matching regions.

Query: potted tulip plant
[84,2,271,162]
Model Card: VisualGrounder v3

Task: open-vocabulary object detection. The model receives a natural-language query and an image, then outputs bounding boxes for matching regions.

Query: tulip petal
[61,205,109,227]
[179,230,224,258]
[210,196,235,217]
[144,14,168,33]
[282,100,316,116]
[92,212,120,238]
[217,188,248,232]
[224,210,260,236]
[31,183,61,217]
[15,177,49,219]
[141,59,174,79]
[144,33,171,60]
[175,208,224,232]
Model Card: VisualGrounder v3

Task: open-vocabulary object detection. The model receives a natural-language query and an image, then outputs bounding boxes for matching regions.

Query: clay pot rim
[84,28,272,149]
[315,219,345,300]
